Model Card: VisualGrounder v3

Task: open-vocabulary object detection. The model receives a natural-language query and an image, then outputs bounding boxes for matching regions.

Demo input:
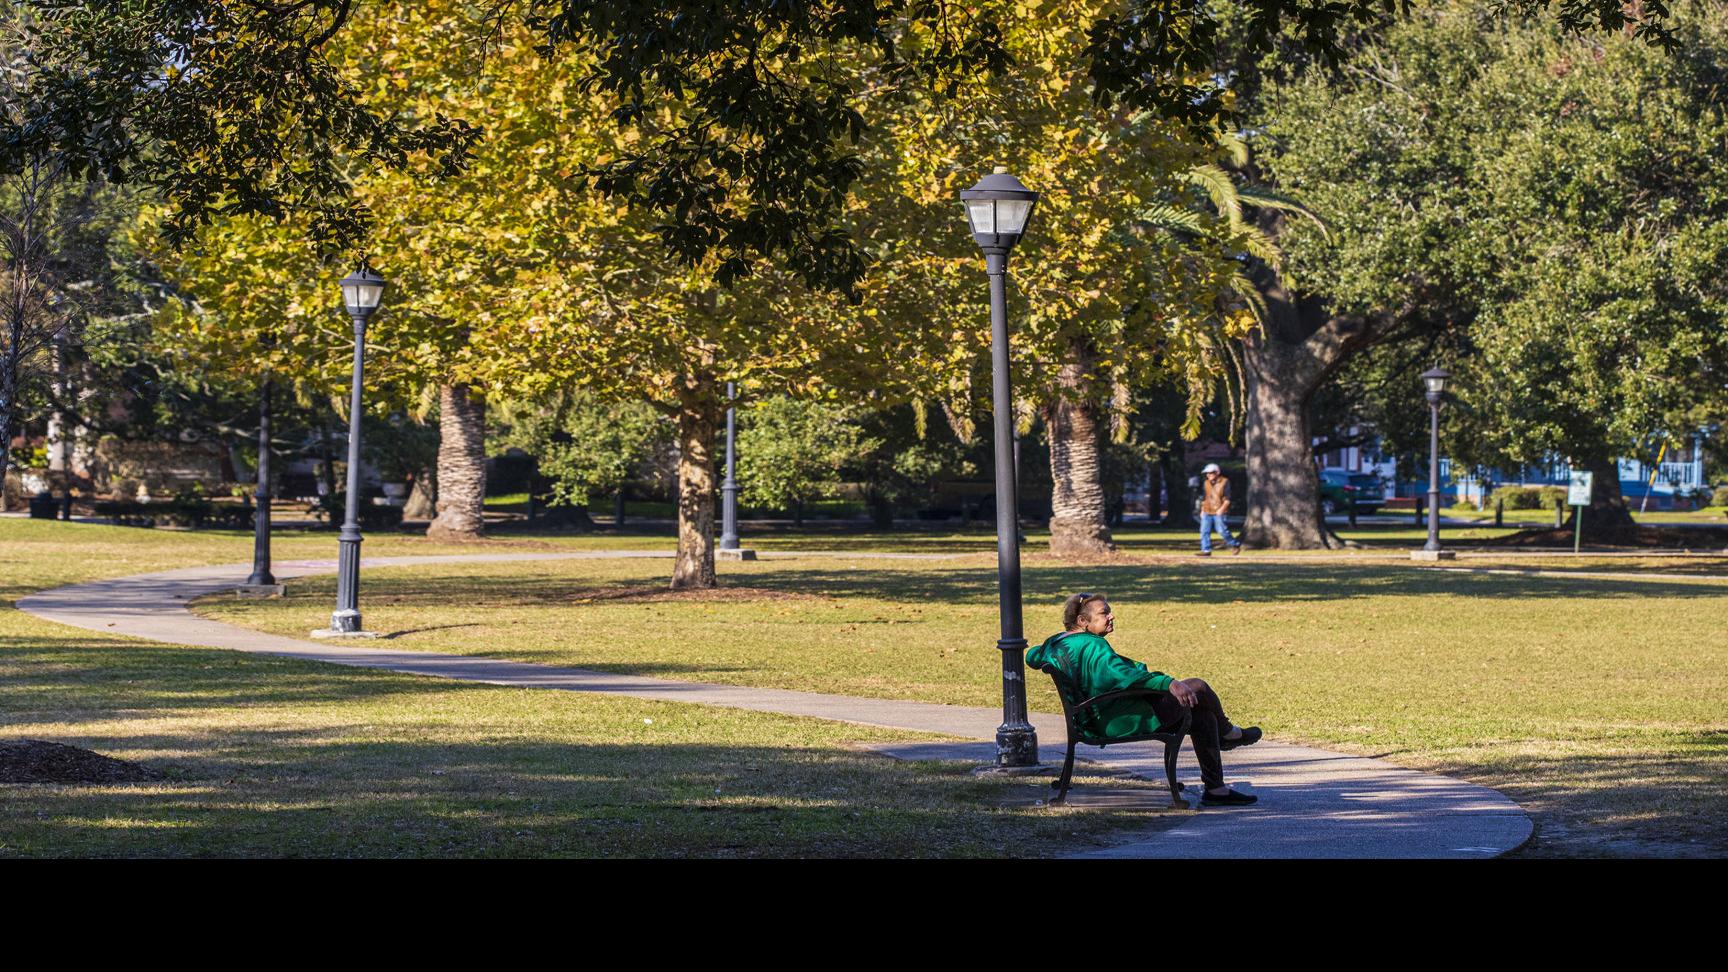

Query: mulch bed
[0,740,162,785]
[1488,524,1728,549]
[570,585,819,604]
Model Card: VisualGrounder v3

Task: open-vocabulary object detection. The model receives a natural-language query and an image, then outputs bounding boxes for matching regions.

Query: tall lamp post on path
[314,266,386,637]
[1413,367,1455,561]
[962,167,1040,767]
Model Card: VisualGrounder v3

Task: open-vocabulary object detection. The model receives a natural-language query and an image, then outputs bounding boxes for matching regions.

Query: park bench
[1030,639,1192,808]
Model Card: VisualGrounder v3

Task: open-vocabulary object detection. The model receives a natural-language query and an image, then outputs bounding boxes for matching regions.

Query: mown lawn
[0,520,1167,858]
[200,545,1728,857]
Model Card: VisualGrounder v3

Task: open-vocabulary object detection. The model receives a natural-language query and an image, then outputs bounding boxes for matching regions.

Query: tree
[1255,0,1728,541]
[737,396,873,524]
[1,8,140,508]
[843,0,1252,558]
[8,1,475,253]
[11,2,1663,295]
[532,0,1670,292]
[491,391,670,516]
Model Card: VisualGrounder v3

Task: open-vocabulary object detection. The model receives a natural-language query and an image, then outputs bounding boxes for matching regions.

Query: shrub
[1711,486,1728,508]
[1493,486,1542,510]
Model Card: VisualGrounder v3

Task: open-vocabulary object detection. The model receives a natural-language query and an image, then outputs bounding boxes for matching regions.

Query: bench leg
[1050,738,1078,805]
[1164,737,1188,808]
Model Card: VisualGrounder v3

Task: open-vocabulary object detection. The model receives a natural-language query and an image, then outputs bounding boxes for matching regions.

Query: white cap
[1202,463,1222,474]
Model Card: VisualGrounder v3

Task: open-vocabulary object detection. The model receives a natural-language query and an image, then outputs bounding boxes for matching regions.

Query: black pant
[1151,685,1232,791]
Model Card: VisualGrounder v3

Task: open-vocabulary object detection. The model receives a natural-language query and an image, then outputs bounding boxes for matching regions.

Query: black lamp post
[720,381,740,551]
[1420,367,1450,555]
[239,376,282,595]
[961,167,1039,768]
[318,266,385,637]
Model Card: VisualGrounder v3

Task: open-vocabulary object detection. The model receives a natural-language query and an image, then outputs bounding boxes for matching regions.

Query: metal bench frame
[1037,667,1193,808]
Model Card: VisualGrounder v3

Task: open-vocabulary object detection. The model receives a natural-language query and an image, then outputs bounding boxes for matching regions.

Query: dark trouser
[1152,685,1233,791]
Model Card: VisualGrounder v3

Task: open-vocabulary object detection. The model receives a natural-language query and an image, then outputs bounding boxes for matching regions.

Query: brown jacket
[1200,476,1231,515]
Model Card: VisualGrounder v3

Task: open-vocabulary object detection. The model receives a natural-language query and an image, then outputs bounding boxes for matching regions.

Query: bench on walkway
[1032,661,1192,808]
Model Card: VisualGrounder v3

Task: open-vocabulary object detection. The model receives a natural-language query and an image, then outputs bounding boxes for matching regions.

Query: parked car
[1319,470,1383,515]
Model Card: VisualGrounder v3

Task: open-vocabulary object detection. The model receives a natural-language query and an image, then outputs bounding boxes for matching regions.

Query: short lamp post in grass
[314,266,386,638]
[718,381,755,561]
[1412,367,1456,562]
[961,167,1040,768]
[236,375,285,597]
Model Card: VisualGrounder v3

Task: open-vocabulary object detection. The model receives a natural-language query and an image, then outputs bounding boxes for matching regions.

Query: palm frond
[1134,204,1208,235]
[1183,164,1242,225]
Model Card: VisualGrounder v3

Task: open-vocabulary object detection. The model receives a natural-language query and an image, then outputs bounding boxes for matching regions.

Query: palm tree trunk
[428,383,487,541]
[1045,339,1115,557]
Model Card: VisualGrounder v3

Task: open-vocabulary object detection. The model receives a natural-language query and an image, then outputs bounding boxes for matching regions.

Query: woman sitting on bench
[1027,592,1263,807]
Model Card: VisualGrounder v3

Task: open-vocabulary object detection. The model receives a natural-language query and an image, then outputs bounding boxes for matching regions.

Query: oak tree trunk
[428,383,488,541]
[1241,344,1337,549]
[1239,265,1384,548]
[1564,457,1638,537]
[672,382,721,589]
[1044,339,1116,557]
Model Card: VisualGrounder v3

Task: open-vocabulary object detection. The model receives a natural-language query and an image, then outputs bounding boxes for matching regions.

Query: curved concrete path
[17,552,1531,859]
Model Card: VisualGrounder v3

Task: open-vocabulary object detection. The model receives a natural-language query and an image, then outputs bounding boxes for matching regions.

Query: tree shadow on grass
[0,729,1170,858]
[298,560,1728,610]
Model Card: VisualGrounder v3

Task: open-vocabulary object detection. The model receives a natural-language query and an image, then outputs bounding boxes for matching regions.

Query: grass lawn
[198,542,1728,858]
[0,519,1167,858]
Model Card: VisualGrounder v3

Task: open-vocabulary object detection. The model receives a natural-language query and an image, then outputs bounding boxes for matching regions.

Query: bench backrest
[1028,634,1102,736]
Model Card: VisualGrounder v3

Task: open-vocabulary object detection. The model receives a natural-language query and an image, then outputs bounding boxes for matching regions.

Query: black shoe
[1200,788,1258,807]
[1220,726,1262,751]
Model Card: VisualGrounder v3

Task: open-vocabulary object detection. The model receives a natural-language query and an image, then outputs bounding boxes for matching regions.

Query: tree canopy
[1258,0,1728,524]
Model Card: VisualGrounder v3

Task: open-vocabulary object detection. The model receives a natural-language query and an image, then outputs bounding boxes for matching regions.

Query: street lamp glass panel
[1420,367,1450,395]
[1424,375,1445,394]
[342,280,383,313]
[339,268,386,315]
[966,200,996,235]
[994,199,1033,235]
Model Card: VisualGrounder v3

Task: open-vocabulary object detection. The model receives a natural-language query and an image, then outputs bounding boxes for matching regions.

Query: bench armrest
[1073,686,1170,713]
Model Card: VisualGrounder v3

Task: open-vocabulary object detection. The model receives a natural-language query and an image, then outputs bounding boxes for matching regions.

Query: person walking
[1198,462,1241,556]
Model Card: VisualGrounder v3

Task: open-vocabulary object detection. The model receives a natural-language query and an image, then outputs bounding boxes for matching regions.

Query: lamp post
[316,266,386,637]
[717,382,756,560]
[962,167,1040,768]
[238,376,283,596]
[720,382,740,550]
[1418,367,1451,559]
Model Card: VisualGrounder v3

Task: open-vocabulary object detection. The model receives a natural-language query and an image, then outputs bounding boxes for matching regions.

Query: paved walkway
[16,552,1532,859]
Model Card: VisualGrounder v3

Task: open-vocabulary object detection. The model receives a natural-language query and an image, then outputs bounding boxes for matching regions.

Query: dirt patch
[0,740,163,785]
[569,585,819,604]
[1489,525,1728,550]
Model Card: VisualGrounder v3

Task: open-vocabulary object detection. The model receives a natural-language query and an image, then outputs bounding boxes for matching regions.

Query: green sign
[1567,471,1594,506]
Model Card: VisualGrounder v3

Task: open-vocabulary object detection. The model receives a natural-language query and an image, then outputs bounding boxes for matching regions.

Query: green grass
[199,547,1728,857]
[0,519,1168,858]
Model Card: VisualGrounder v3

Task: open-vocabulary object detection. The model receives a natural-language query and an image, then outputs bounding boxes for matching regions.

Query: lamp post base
[1410,549,1457,561]
[310,627,381,639]
[234,584,286,598]
[995,726,1039,768]
[717,548,757,561]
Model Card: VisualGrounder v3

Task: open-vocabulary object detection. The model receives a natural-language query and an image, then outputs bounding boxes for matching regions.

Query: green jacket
[1025,631,1175,740]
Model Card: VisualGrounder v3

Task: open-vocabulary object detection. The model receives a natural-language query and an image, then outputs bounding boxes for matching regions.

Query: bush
[1492,485,1571,510]
[1711,486,1728,508]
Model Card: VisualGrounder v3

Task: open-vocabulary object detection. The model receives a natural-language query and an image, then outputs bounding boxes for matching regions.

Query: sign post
[1567,470,1594,554]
